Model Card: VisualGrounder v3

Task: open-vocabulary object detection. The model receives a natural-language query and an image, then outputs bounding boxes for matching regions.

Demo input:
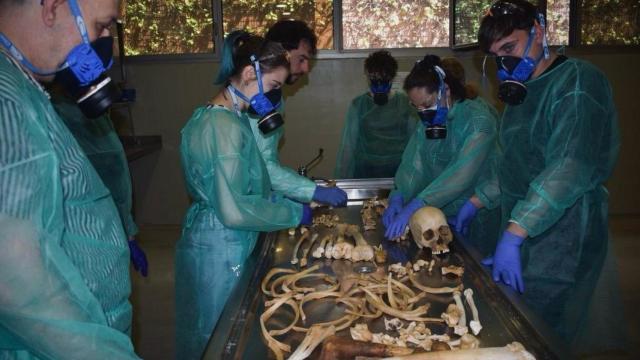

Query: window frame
[120,0,640,63]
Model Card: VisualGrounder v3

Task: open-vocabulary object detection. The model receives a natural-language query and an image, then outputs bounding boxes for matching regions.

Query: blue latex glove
[312,186,348,207]
[300,203,313,226]
[482,230,525,293]
[453,199,479,236]
[128,239,148,277]
[381,240,410,265]
[382,194,404,228]
[384,198,425,240]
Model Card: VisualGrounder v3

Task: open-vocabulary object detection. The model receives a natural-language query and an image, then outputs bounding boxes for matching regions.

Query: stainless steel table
[203,179,569,360]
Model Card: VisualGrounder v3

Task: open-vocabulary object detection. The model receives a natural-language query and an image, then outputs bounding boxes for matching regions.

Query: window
[579,0,640,45]
[453,0,494,47]
[342,0,449,49]
[453,0,569,47]
[546,0,570,45]
[121,0,638,56]
[222,0,334,49]
[122,0,214,56]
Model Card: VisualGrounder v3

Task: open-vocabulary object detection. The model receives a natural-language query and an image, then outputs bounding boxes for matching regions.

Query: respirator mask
[417,65,448,140]
[0,0,119,118]
[495,13,549,105]
[369,78,392,106]
[229,55,284,134]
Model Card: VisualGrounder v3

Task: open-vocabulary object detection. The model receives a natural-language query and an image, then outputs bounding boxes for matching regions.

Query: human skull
[409,206,453,254]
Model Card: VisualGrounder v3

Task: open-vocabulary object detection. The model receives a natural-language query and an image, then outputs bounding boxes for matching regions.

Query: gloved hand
[482,230,525,293]
[300,203,313,226]
[382,194,404,228]
[384,198,425,240]
[312,186,348,207]
[381,240,410,265]
[128,238,148,277]
[453,199,479,236]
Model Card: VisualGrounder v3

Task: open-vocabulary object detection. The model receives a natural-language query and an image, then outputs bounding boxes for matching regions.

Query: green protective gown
[391,97,502,255]
[335,91,418,179]
[51,94,138,239]
[484,58,622,349]
[248,100,316,202]
[176,105,302,359]
[0,53,139,358]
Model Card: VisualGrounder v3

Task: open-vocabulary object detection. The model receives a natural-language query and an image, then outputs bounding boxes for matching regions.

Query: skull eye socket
[439,225,453,242]
[423,229,435,240]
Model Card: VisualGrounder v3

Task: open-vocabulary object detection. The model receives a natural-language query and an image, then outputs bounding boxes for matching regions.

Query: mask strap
[537,13,550,59]
[0,33,59,75]
[227,85,244,117]
[250,55,265,94]
[434,65,447,108]
[522,25,536,59]
[68,0,90,44]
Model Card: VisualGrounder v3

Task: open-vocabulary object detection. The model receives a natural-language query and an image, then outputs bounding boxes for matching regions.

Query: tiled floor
[130,216,640,359]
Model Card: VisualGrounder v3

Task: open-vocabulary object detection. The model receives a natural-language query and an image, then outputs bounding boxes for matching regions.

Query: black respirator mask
[494,13,549,105]
[54,36,120,118]
[369,79,392,106]
[0,0,120,119]
[417,65,448,140]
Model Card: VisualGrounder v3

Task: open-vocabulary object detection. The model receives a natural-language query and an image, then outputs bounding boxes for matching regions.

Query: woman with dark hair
[383,55,500,248]
[335,50,418,178]
[175,31,311,359]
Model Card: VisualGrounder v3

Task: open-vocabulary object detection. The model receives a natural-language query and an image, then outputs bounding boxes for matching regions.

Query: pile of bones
[260,203,534,360]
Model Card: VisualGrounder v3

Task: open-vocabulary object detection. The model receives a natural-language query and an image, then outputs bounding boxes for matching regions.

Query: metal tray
[204,179,569,360]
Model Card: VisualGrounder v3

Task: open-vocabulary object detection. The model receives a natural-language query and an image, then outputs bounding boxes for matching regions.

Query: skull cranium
[409,206,453,255]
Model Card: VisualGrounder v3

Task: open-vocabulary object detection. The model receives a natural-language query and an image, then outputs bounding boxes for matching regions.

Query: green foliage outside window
[122,0,214,56]
[221,0,334,49]
[580,0,640,45]
[342,0,450,49]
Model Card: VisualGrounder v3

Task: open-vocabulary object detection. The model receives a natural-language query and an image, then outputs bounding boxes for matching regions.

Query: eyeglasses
[487,1,530,18]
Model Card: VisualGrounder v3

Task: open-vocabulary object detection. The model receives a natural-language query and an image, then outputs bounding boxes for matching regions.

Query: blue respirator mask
[0,0,119,118]
[495,13,549,105]
[417,65,448,139]
[369,79,392,106]
[229,55,284,134]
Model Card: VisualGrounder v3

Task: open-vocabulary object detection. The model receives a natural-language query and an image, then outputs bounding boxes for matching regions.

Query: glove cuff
[502,230,525,246]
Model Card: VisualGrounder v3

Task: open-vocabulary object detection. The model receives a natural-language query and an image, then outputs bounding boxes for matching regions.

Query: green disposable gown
[335,91,418,179]
[176,105,301,359]
[392,96,501,255]
[0,52,139,359]
[52,94,138,238]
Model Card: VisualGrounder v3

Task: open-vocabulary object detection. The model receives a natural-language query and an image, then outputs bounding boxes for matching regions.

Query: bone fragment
[375,245,387,264]
[452,291,468,336]
[463,288,482,335]
[441,265,464,277]
[441,303,461,327]
[350,323,374,342]
[428,260,436,275]
[347,224,375,262]
[313,234,332,258]
[291,231,310,265]
[324,235,335,259]
[384,317,404,331]
[288,325,336,360]
[382,341,536,360]
[319,336,413,360]
[300,233,319,267]
[413,259,429,272]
